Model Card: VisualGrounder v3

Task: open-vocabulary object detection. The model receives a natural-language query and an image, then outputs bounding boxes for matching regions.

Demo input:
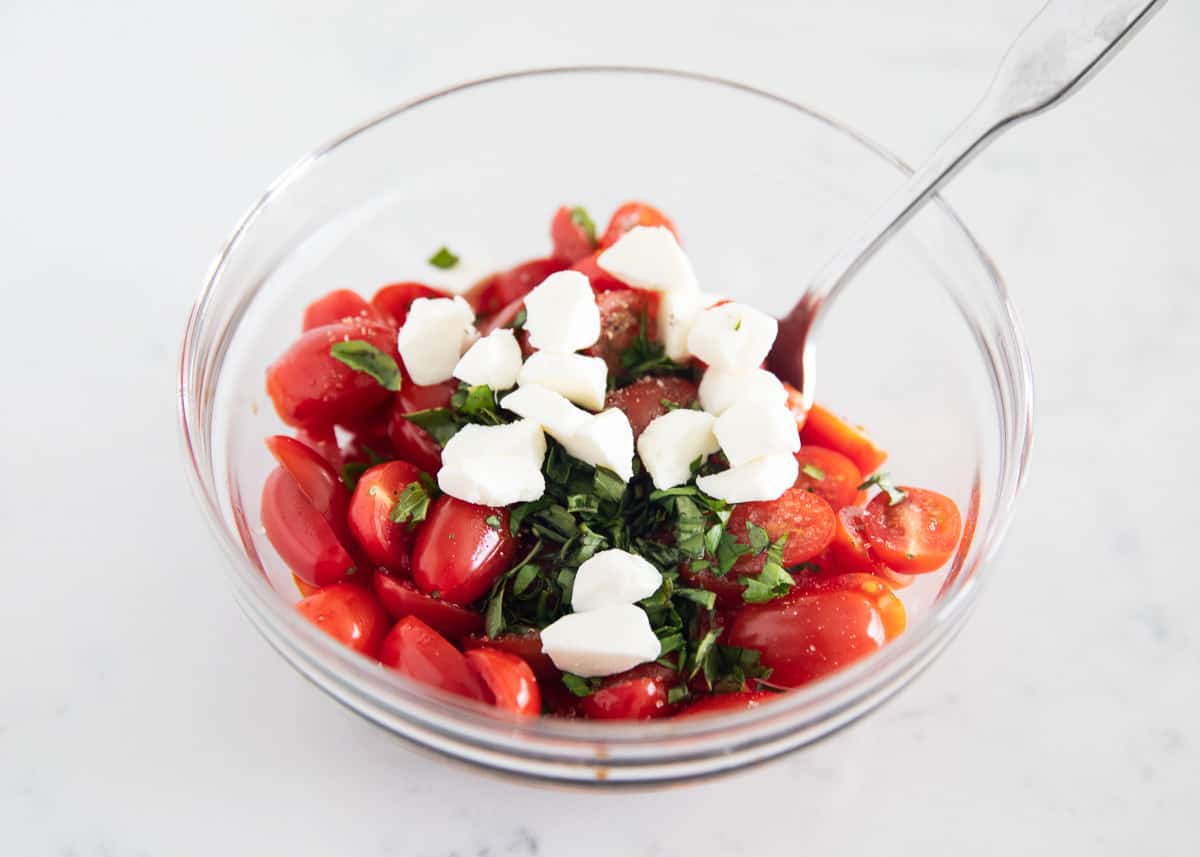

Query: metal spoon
[768,0,1165,401]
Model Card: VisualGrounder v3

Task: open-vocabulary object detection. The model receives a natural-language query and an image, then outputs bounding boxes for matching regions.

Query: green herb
[401,407,459,445]
[569,206,597,244]
[801,463,826,480]
[859,471,907,506]
[428,246,459,269]
[389,473,437,527]
[451,384,504,422]
[562,673,601,697]
[667,686,690,705]
[340,460,370,491]
[485,514,501,528]
[740,556,795,604]
[616,311,695,384]
[745,522,770,554]
[506,307,527,330]
[329,341,402,391]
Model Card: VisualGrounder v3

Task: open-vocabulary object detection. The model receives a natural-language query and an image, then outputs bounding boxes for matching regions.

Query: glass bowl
[179,67,1033,786]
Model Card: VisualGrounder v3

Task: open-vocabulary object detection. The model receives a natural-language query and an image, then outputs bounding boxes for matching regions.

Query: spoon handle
[782,0,1165,394]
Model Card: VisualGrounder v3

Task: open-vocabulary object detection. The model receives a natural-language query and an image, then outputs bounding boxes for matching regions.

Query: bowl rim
[179,64,1034,770]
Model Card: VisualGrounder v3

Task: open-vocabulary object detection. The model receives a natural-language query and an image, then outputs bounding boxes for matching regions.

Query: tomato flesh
[411,496,515,605]
[799,404,887,476]
[464,649,542,716]
[580,664,678,720]
[302,289,382,331]
[261,467,357,586]
[295,583,389,657]
[793,445,865,511]
[378,616,486,701]
[862,487,962,573]
[347,461,423,573]
[372,571,484,639]
[605,376,699,439]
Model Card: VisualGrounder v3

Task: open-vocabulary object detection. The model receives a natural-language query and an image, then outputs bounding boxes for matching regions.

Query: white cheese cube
[695,453,799,503]
[571,549,663,612]
[522,270,600,352]
[453,328,523,390]
[561,409,635,482]
[712,399,800,467]
[658,290,723,362]
[438,456,545,506]
[499,385,590,442]
[596,226,699,294]
[517,351,608,411]
[686,302,778,370]
[396,296,478,385]
[636,409,720,490]
[441,420,546,470]
[698,366,788,415]
[539,604,661,678]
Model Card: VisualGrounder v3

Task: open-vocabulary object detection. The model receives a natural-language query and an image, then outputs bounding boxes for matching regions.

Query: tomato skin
[411,497,515,605]
[727,487,837,575]
[461,632,557,681]
[464,649,542,716]
[550,205,597,263]
[265,435,355,548]
[387,377,458,473]
[862,487,962,574]
[261,467,357,586]
[580,664,678,721]
[674,691,777,719]
[295,424,341,467]
[587,287,661,376]
[347,461,423,573]
[783,381,810,431]
[598,201,679,249]
[571,250,626,292]
[800,573,906,640]
[793,446,865,511]
[370,282,449,327]
[372,571,485,639]
[295,583,389,657]
[679,562,748,609]
[379,616,487,701]
[465,257,568,317]
[302,289,382,331]
[799,404,887,476]
[605,376,700,439]
[266,318,397,429]
[826,506,880,574]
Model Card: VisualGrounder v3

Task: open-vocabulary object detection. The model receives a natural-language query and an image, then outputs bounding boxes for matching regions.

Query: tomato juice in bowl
[179,68,1032,785]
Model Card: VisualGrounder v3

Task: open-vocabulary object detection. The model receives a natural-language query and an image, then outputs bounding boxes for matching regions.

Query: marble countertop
[3,1,1197,854]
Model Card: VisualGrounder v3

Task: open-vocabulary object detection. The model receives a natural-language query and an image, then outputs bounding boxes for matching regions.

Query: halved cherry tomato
[679,562,747,609]
[461,632,557,681]
[265,435,355,548]
[598,201,679,249]
[347,461,423,573]
[266,318,397,428]
[605,376,699,439]
[799,573,906,640]
[674,691,777,719]
[464,257,568,317]
[799,404,887,476]
[580,664,678,721]
[372,571,484,639]
[370,282,449,327]
[861,487,962,573]
[464,649,542,716]
[379,616,486,701]
[726,487,837,575]
[587,288,660,376]
[387,377,457,473]
[825,506,879,574]
[793,446,865,511]
[261,467,357,586]
[295,424,341,467]
[302,289,382,331]
[570,250,627,292]
[292,574,320,597]
[550,205,597,264]
[783,381,810,431]
[411,497,514,605]
[295,582,389,657]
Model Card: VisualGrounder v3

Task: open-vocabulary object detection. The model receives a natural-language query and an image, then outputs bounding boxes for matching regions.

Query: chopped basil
[401,407,459,446]
[562,673,600,697]
[389,474,437,527]
[569,206,597,244]
[667,686,690,705]
[427,246,459,269]
[340,460,369,491]
[745,522,770,554]
[329,340,401,391]
[801,463,826,480]
[485,514,501,528]
[859,471,907,506]
[506,307,527,331]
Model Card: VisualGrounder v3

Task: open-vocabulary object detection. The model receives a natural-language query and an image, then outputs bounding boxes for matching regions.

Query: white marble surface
[3,1,1198,854]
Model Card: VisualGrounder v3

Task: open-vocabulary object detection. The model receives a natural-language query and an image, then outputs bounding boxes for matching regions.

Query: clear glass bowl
[179,67,1033,786]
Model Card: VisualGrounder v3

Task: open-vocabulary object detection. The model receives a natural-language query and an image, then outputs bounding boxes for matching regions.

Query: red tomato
[411,497,515,605]
[793,446,865,511]
[347,461,423,573]
[295,582,389,657]
[679,562,747,609]
[783,381,810,431]
[292,574,320,598]
[598,201,680,249]
[372,571,484,639]
[379,616,486,701]
[266,318,397,428]
[295,424,341,467]
[875,567,916,589]
[464,649,542,716]
[581,664,678,721]
[604,376,700,439]
[799,573,906,640]
[550,205,597,263]
[465,257,568,317]
[461,632,557,681]
[674,691,777,719]
[727,588,891,688]
[302,289,382,331]
[825,506,879,574]
[387,377,457,473]
[861,487,962,574]
[799,404,887,476]
[370,282,449,327]
[261,467,357,586]
[587,288,660,376]
[571,250,626,292]
[726,487,837,575]
[265,435,355,549]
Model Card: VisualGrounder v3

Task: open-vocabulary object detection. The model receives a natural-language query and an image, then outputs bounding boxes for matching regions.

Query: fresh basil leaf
[340,460,369,491]
[389,478,435,526]
[329,340,401,391]
[592,467,626,503]
[858,471,907,506]
[401,407,459,445]
[485,514,501,528]
[569,206,597,244]
[562,673,599,697]
[428,246,459,269]
[801,463,826,480]
[745,522,770,555]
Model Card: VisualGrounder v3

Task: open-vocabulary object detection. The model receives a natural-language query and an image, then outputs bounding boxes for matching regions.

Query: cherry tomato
[726,487,837,575]
[464,649,542,716]
[461,632,557,681]
[261,467,357,586]
[587,287,660,376]
[550,205,597,263]
[875,567,916,589]
[861,487,962,573]
[302,289,382,331]
[370,282,449,327]
[598,201,679,249]
[387,377,457,473]
[372,571,484,639]
[411,497,515,605]
[265,435,355,548]
[464,257,568,317]
[347,461,423,573]
[570,250,627,292]
[605,376,700,439]
[266,318,397,428]
[295,424,341,467]
[295,582,389,657]
[783,381,810,431]
[679,562,747,609]
[799,573,906,640]
[674,691,777,719]
[793,446,865,511]
[825,506,879,574]
[378,616,486,701]
[580,664,678,721]
[799,404,887,476]
[292,574,320,598]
